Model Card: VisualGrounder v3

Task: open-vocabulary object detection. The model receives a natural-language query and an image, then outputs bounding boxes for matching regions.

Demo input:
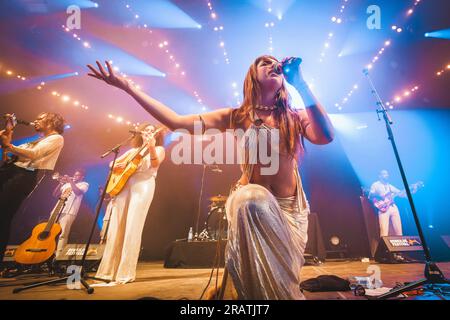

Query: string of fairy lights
[319,0,350,63]
[264,0,280,56]
[204,1,242,107]
[334,0,423,111]
[124,2,209,111]
[385,62,450,109]
[206,1,230,65]
[0,62,146,126]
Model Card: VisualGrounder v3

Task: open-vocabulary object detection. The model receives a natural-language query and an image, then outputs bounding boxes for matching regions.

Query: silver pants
[225,183,309,300]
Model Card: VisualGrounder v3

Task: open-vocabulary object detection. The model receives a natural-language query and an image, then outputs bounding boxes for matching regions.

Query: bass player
[369,169,421,237]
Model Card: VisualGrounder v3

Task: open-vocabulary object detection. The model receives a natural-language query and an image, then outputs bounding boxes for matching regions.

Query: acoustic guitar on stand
[14,188,72,265]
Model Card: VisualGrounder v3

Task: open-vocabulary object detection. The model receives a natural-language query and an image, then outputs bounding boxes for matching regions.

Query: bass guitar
[1,113,18,165]
[372,181,424,213]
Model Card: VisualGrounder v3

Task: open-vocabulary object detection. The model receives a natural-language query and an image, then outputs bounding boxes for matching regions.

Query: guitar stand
[12,137,131,295]
[363,70,449,300]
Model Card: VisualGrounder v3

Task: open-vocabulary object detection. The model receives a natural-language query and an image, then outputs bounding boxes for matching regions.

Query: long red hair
[231,55,304,156]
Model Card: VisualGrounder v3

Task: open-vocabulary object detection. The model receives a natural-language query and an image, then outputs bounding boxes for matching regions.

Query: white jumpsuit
[95,146,164,284]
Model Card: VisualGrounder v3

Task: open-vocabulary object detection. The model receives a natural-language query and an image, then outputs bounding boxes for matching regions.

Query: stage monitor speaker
[164,240,226,268]
[374,236,425,263]
[55,244,105,262]
[2,245,19,263]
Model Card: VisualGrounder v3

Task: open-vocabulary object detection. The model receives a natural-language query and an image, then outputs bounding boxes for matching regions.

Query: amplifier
[2,245,19,263]
[55,244,105,261]
[374,236,425,263]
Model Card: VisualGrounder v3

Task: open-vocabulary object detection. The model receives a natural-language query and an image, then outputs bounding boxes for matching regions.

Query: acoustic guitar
[372,181,424,213]
[14,188,71,265]
[106,127,162,196]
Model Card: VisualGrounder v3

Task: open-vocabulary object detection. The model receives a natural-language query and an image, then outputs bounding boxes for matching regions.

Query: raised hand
[87,60,131,91]
[143,131,156,148]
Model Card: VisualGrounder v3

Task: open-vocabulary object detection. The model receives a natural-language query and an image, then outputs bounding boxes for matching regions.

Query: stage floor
[0,261,449,300]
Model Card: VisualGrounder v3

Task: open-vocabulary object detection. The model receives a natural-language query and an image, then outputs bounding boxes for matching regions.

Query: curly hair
[131,123,167,148]
[40,112,65,134]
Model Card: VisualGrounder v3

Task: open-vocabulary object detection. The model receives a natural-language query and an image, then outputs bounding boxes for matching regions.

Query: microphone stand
[363,69,448,300]
[13,134,134,294]
[194,164,222,241]
[194,164,208,241]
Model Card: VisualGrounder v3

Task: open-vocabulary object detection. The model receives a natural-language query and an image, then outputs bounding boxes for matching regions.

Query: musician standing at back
[52,169,89,257]
[369,169,419,237]
[95,124,165,285]
[0,112,64,262]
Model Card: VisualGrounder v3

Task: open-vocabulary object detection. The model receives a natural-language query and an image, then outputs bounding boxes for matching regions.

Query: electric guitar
[106,127,162,196]
[14,188,72,265]
[1,113,18,165]
[372,181,424,213]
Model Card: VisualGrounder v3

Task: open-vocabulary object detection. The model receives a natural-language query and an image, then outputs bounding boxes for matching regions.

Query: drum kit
[198,195,228,241]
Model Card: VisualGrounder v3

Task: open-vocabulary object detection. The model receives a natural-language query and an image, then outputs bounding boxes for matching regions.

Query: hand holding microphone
[274,57,304,84]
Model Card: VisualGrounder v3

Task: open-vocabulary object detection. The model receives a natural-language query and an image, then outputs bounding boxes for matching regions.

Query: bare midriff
[235,118,301,198]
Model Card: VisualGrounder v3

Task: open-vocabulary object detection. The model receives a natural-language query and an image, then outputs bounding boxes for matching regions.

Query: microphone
[3,114,33,126]
[17,119,34,126]
[274,57,303,75]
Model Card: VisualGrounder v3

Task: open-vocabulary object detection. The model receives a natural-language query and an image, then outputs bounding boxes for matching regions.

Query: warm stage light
[62,95,70,102]
[330,236,340,246]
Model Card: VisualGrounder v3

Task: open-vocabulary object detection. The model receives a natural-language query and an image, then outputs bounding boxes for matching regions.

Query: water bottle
[188,227,193,242]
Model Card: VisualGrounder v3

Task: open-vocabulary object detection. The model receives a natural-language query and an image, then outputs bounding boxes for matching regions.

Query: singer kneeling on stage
[87,55,334,299]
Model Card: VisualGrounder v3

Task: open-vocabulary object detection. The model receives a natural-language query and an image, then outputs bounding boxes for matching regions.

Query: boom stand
[363,69,448,299]
[13,135,134,294]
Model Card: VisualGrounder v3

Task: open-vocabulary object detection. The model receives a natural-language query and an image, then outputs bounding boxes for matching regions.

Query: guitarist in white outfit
[94,124,165,285]
[369,170,420,237]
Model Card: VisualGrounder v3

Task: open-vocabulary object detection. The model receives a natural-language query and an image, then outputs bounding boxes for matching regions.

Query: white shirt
[369,181,401,199]
[59,181,89,216]
[13,134,64,170]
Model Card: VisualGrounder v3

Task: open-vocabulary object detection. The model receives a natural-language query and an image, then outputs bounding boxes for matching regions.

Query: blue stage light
[424,28,450,39]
